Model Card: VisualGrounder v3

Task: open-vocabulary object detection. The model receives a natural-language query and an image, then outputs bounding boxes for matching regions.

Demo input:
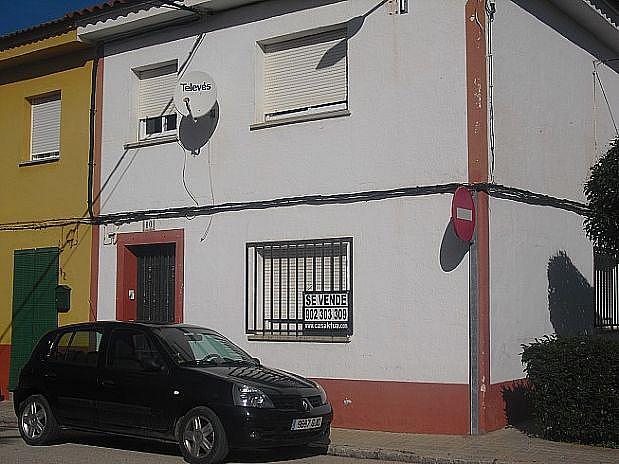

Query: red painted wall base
[0,344,11,400]
[0,339,526,433]
[313,378,469,435]
[486,378,530,431]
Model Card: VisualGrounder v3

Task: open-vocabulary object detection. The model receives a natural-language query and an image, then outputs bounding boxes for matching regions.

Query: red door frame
[116,229,184,323]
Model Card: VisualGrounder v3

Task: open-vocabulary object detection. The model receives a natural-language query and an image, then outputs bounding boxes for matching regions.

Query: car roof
[51,321,208,331]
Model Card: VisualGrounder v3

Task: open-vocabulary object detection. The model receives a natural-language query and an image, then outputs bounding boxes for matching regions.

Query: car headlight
[315,382,328,405]
[232,384,274,408]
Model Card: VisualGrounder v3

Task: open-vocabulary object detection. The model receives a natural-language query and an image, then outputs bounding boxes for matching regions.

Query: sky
[0,0,101,36]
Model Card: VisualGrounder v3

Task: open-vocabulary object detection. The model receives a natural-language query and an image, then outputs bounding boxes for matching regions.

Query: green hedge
[521,336,619,447]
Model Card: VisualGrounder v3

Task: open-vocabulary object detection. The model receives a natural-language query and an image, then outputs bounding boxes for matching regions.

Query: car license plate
[291,416,322,431]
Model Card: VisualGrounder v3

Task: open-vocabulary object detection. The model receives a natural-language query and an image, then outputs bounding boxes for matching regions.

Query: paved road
[0,429,389,464]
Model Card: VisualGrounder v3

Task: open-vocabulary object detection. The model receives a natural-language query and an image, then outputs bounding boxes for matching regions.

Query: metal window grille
[246,238,353,337]
[594,251,619,330]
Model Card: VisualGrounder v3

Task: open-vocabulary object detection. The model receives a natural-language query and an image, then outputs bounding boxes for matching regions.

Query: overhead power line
[0,183,592,232]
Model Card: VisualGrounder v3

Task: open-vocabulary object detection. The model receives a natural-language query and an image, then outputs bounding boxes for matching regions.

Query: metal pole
[469,191,479,435]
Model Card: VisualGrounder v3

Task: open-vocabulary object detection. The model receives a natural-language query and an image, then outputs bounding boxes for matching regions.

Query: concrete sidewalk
[328,427,619,464]
[0,395,16,430]
[2,397,618,463]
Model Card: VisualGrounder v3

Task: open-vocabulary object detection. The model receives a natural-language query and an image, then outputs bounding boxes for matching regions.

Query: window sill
[250,109,351,131]
[247,334,351,343]
[124,134,178,150]
[19,157,60,167]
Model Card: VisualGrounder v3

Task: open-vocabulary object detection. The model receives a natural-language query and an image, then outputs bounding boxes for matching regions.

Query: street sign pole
[469,190,479,435]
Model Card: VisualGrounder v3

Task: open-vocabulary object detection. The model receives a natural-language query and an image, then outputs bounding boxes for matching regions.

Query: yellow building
[0,19,98,397]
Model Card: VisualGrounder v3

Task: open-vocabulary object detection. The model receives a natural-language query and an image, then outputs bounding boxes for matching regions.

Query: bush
[584,137,619,255]
[521,336,619,447]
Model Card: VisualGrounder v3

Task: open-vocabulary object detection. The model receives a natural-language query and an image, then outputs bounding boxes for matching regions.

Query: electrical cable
[142,1,182,12]
[88,182,593,227]
[593,61,599,154]
[176,26,212,230]
[593,65,619,136]
[485,1,496,182]
[3,181,614,232]
[182,148,199,207]
[140,0,204,15]
[179,33,206,78]
[176,141,199,222]
[200,142,215,242]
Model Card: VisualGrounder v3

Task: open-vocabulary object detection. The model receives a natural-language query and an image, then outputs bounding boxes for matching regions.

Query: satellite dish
[174,71,217,119]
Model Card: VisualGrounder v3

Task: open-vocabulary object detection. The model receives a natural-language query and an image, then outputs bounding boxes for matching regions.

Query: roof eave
[548,0,619,54]
[76,0,265,43]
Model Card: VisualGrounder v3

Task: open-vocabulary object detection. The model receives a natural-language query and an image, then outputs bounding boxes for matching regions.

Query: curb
[328,444,505,464]
[0,422,17,429]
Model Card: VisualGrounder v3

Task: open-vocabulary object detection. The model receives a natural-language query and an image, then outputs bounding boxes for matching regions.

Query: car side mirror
[141,357,164,372]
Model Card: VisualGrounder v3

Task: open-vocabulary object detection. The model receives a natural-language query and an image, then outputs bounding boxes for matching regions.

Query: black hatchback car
[13,321,332,464]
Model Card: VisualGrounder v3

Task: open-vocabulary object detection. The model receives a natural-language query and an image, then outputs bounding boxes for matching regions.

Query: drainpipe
[87,45,103,220]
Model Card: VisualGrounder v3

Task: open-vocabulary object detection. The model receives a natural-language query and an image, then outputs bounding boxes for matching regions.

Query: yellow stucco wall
[0,32,94,389]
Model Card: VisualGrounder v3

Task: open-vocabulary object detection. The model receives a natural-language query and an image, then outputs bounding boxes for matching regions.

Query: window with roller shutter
[136,62,178,140]
[261,29,348,121]
[30,93,61,161]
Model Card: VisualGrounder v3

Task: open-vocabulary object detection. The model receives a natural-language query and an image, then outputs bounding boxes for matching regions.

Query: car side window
[50,330,103,366]
[107,329,163,371]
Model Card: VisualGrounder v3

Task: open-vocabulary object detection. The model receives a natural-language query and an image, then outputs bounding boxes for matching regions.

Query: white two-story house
[75,0,619,434]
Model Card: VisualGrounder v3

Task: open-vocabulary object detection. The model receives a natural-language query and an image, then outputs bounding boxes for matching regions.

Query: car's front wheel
[18,394,59,445]
[178,406,228,464]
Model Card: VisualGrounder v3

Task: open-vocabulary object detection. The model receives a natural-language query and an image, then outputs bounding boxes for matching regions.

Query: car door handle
[43,372,57,380]
[100,379,115,387]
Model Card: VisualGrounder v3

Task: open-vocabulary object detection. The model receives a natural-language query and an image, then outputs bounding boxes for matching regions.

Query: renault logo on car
[302,399,312,412]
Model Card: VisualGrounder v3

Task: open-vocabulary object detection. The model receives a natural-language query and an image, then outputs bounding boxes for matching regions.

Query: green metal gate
[8,247,59,390]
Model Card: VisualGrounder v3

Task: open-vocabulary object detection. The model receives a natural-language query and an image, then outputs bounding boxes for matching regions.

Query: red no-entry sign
[451,187,476,242]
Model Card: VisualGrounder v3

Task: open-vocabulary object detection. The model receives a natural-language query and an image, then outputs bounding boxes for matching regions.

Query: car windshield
[154,327,257,366]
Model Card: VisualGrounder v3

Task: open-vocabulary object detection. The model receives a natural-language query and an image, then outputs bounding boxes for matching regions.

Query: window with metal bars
[246,238,352,338]
[594,250,619,330]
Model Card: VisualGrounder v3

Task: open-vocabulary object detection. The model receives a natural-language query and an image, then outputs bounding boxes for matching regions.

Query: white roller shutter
[31,94,61,160]
[138,64,177,119]
[263,29,347,116]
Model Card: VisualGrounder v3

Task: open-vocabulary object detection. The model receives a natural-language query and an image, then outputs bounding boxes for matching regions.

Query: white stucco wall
[98,197,470,383]
[489,199,592,383]
[95,0,471,384]
[98,0,468,212]
[489,0,619,384]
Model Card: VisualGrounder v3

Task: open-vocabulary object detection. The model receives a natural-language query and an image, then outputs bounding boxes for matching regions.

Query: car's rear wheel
[18,394,59,445]
[178,406,228,464]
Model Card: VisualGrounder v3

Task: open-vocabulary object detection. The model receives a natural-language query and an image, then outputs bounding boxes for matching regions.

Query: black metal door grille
[594,251,619,330]
[135,243,176,323]
[246,238,352,336]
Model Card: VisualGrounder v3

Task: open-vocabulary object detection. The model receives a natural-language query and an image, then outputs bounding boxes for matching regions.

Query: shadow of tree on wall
[498,253,596,433]
[547,251,594,337]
